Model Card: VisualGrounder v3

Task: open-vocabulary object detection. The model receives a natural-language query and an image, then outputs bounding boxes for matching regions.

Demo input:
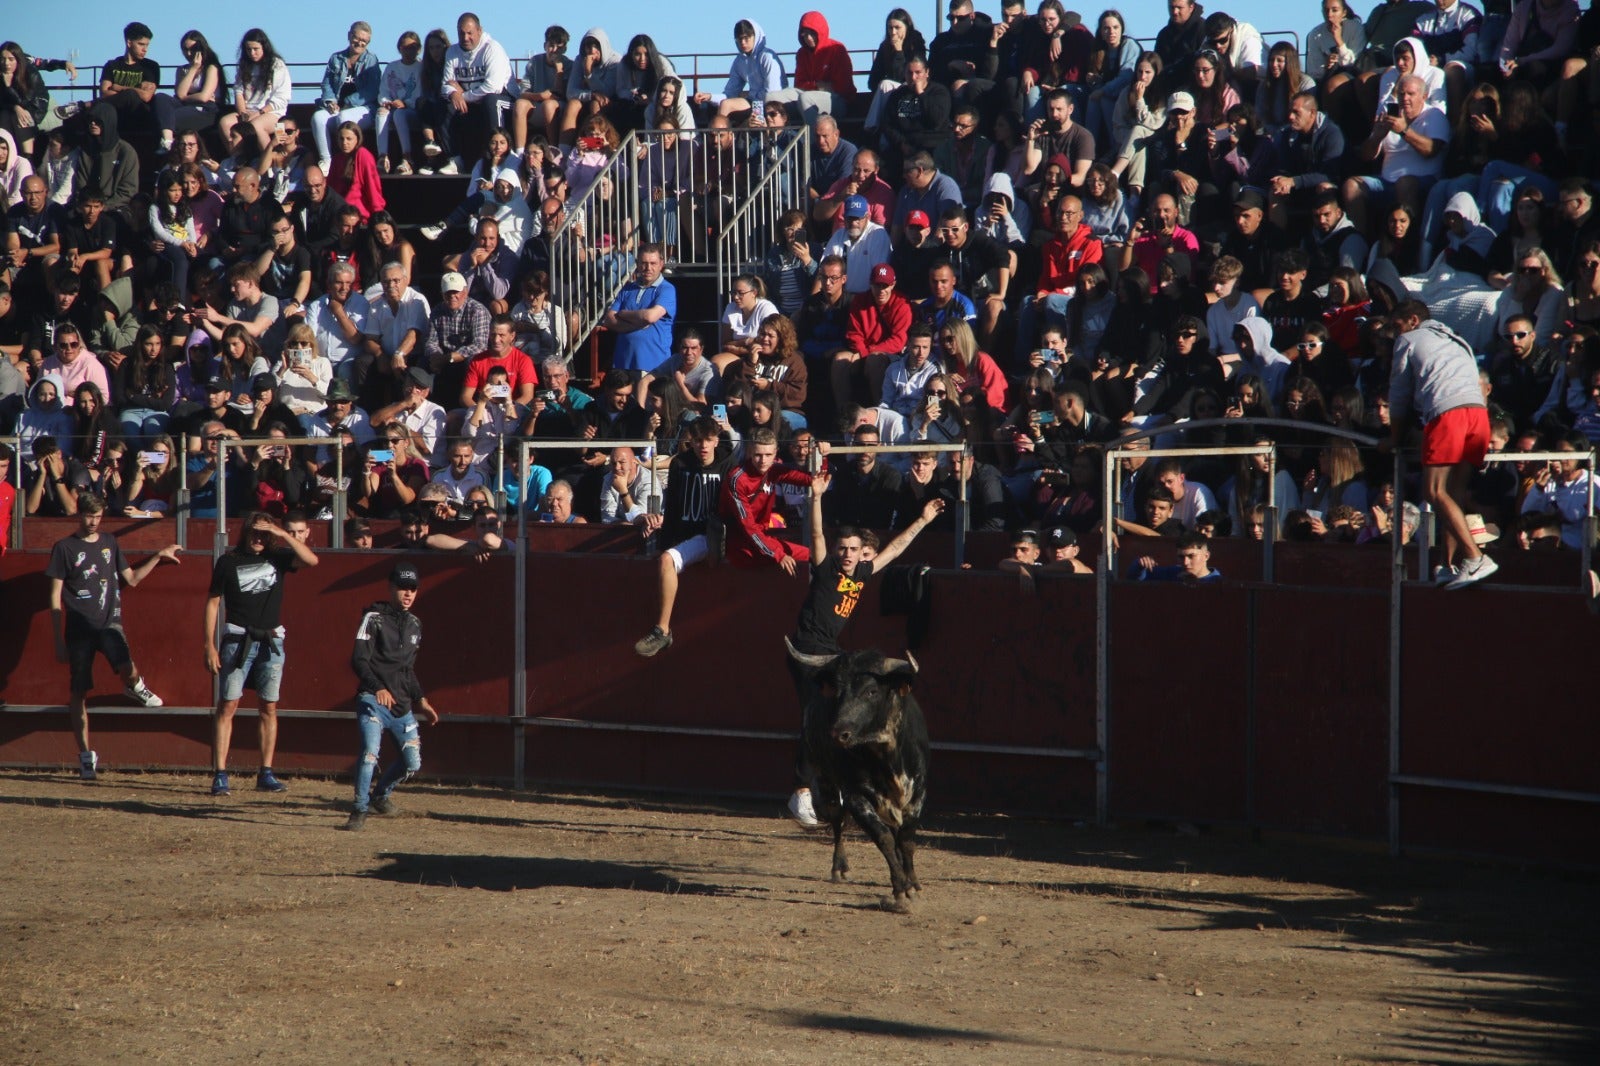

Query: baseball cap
[1011,528,1041,546]
[390,563,421,590]
[1047,526,1077,548]
[1166,91,1196,113]
[440,271,468,294]
[407,366,434,390]
[843,195,870,219]
[204,375,230,393]
[251,372,276,393]
[906,209,931,228]
[1233,189,1266,213]
[870,263,896,287]
[326,378,356,402]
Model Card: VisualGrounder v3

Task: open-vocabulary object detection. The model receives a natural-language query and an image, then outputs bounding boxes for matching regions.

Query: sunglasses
[1176,330,1199,339]
[1504,331,1531,340]
[1517,266,1543,275]
[1296,341,1321,351]
[930,390,948,397]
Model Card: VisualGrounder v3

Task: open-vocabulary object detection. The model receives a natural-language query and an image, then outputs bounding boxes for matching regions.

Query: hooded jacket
[1375,36,1447,114]
[1390,318,1483,424]
[17,373,73,457]
[567,29,621,102]
[351,599,425,713]
[0,130,33,208]
[1273,111,1346,187]
[1037,220,1104,294]
[444,29,512,101]
[1441,190,1495,276]
[723,20,788,105]
[1306,212,1369,288]
[73,105,140,211]
[81,276,141,355]
[1238,317,1292,405]
[974,172,1025,245]
[793,13,856,104]
[1413,0,1483,67]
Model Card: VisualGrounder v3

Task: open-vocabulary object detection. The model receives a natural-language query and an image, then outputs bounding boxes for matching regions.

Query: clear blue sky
[15,0,1302,102]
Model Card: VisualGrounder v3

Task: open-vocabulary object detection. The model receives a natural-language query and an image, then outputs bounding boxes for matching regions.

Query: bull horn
[784,637,837,669]
[882,651,920,676]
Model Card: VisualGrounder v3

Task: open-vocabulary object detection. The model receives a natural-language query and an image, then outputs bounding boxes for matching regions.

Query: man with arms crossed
[47,494,179,780]
[204,511,319,796]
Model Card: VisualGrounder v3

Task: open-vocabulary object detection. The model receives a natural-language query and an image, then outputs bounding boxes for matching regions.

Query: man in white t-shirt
[360,263,432,407]
[822,196,892,294]
[1151,457,1218,530]
[429,439,489,503]
[1342,75,1448,234]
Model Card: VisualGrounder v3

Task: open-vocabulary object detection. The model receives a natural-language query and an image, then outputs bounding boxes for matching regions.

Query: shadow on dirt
[769,1009,1052,1047]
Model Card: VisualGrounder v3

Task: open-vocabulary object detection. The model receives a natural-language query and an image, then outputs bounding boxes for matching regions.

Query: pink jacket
[328,146,386,221]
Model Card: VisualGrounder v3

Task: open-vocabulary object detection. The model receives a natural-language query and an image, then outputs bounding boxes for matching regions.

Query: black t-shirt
[208,547,299,633]
[1261,290,1323,352]
[46,532,128,630]
[792,556,875,656]
[261,244,314,302]
[102,56,160,92]
[64,214,118,256]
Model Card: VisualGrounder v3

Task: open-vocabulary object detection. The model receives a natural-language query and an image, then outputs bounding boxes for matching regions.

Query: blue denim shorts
[219,627,286,703]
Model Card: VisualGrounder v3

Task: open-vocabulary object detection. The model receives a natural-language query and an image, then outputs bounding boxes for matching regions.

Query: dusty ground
[0,770,1595,1066]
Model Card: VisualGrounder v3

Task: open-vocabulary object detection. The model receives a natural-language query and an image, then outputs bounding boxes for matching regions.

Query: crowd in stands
[2,1,1600,566]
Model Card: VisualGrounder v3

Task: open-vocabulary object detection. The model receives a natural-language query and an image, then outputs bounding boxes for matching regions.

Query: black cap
[251,373,276,393]
[205,375,230,392]
[1047,526,1077,548]
[1233,189,1267,212]
[390,563,420,590]
[1012,528,1041,546]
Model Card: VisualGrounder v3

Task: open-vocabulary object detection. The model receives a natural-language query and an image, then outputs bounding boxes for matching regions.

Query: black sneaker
[342,810,368,831]
[371,794,397,816]
[634,626,673,657]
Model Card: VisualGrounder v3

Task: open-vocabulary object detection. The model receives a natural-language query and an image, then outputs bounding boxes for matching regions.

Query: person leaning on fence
[1384,300,1499,589]
[203,511,319,797]
[342,562,441,831]
[47,493,179,781]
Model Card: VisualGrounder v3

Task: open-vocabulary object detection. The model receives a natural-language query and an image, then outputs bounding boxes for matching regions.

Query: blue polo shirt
[610,278,676,373]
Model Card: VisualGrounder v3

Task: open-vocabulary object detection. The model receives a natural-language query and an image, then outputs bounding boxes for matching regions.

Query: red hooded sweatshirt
[1036,223,1104,294]
[794,12,857,105]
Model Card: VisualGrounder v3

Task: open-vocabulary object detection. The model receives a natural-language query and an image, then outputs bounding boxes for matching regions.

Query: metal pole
[9,437,23,552]
[1094,529,1110,828]
[512,439,529,790]
[175,433,190,550]
[331,445,345,549]
[1264,446,1277,583]
[1387,448,1405,857]
[954,446,970,568]
[1583,449,1595,593]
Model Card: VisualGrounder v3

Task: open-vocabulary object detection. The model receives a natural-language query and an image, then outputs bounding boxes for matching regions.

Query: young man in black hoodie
[343,562,441,830]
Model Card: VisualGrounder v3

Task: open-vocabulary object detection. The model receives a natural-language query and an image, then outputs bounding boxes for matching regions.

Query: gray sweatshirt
[1389,319,1483,425]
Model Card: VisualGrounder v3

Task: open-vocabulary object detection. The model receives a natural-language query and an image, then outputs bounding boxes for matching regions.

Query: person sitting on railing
[440,13,516,175]
[558,28,620,148]
[218,29,292,157]
[692,19,789,128]
[765,12,857,124]
[862,8,928,131]
[375,31,425,176]
[510,26,570,165]
[0,42,51,158]
[606,35,676,135]
[311,22,380,173]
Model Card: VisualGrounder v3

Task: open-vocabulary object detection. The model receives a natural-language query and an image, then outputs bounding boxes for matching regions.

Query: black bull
[786,639,931,913]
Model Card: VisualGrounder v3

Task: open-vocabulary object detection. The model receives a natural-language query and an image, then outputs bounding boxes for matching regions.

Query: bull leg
[845,797,912,911]
[897,820,920,895]
[829,817,850,882]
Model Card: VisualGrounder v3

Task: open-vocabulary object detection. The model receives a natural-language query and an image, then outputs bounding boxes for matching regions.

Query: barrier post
[1584,449,1595,593]
[331,447,345,548]
[174,433,190,550]
[954,445,970,568]
[1264,446,1278,582]
[512,440,529,790]
[1388,448,1405,856]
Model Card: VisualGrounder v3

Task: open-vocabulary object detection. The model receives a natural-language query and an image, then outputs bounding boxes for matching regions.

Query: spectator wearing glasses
[815,148,895,234]
[1567,240,1600,331]
[39,324,110,404]
[933,105,994,209]
[1492,248,1567,353]
[311,22,380,170]
[822,196,893,295]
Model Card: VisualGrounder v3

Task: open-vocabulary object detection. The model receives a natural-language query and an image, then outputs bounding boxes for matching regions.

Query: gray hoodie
[567,28,621,102]
[17,373,73,458]
[1390,318,1483,425]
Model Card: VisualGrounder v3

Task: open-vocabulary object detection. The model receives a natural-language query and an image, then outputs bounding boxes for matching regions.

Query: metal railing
[546,131,643,365]
[710,128,812,302]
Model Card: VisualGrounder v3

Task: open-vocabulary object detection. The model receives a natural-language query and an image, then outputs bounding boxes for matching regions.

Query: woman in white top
[274,323,335,417]
[377,31,424,174]
[218,29,292,154]
[711,273,779,377]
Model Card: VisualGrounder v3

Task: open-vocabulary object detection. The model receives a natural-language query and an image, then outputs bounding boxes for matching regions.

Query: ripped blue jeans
[353,693,422,812]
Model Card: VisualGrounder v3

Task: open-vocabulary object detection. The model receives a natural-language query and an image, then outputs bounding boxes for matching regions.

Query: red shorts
[1421,406,1490,467]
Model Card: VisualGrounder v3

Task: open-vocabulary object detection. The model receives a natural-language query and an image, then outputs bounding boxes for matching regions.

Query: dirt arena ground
[0,770,1595,1065]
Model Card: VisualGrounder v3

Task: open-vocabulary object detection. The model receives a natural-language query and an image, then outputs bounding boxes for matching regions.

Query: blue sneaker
[210,771,230,796]
[256,769,288,793]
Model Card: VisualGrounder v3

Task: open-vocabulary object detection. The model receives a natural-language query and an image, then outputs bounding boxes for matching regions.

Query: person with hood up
[17,373,73,459]
[1386,299,1497,588]
[975,172,1028,247]
[1372,37,1447,117]
[767,13,857,122]
[421,168,539,256]
[1231,316,1293,405]
[1436,191,1496,278]
[441,13,514,170]
[73,107,139,218]
[0,129,32,208]
[341,562,442,831]
[559,28,621,147]
[694,19,789,125]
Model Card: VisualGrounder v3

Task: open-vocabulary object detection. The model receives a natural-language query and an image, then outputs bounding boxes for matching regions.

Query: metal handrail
[712,127,812,300]
[547,130,642,362]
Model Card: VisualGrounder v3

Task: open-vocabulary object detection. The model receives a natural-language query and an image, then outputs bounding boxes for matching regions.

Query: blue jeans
[353,693,422,813]
[1478,162,1558,232]
[119,408,171,445]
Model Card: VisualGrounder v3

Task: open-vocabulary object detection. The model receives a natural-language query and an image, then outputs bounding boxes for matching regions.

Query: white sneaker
[787,788,820,829]
[125,679,163,707]
[1432,564,1457,586]
[1445,554,1499,590]
[437,157,462,175]
[422,139,443,158]
[394,159,413,176]
[54,101,86,121]
[79,751,98,781]
[419,223,445,242]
